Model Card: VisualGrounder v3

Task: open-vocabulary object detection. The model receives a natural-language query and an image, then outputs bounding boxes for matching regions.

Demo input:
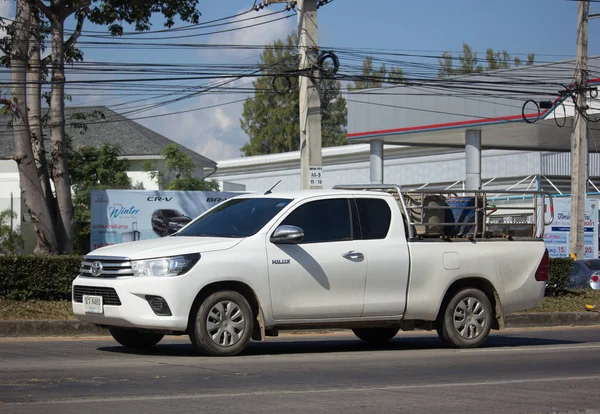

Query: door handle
[342,251,364,260]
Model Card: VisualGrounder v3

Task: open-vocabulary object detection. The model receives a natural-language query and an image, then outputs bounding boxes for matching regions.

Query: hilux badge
[272,259,291,265]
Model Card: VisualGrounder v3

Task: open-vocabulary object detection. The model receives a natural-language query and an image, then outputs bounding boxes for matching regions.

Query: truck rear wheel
[437,288,492,348]
[109,327,164,349]
[189,290,254,356]
[352,327,399,344]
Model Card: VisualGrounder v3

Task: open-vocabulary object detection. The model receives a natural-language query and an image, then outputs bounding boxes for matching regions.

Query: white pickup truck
[72,185,552,356]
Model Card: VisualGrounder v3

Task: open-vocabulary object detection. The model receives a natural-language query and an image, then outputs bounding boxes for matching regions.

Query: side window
[281,199,351,243]
[355,198,392,240]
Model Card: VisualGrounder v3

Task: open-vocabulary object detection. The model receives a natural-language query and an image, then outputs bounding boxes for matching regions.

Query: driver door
[266,197,367,320]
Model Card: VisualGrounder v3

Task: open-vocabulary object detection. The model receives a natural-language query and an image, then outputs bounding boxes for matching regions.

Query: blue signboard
[90,190,237,252]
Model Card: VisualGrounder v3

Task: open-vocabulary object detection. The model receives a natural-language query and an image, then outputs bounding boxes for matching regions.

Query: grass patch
[0,291,599,320]
[526,289,600,313]
[0,299,75,320]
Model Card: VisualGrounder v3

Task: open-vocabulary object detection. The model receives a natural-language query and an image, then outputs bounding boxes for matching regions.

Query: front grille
[80,257,133,278]
[73,286,122,306]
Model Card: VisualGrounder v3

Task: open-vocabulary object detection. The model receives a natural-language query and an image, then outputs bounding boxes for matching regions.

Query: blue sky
[2,0,600,160]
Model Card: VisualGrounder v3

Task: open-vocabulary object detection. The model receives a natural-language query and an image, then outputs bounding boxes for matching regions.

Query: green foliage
[438,51,454,78]
[0,209,24,255]
[68,144,133,254]
[439,44,536,78]
[144,144,220,191]
[167,177,220,191]
[0,255,81,300]
[348,56,404,90]
[86,0,201,35]
[240,33,348,156]
[547,258,574,294]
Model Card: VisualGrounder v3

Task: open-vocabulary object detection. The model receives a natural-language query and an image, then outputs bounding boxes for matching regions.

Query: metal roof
[346,57,600,152]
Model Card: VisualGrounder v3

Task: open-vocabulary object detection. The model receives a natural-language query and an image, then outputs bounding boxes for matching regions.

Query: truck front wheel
[352,327,399,344]
[189,290,254,356]
[437,288,492,348]
[109,327,164,349]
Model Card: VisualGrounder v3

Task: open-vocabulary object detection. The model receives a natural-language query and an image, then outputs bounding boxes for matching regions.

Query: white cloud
[138,84,251,161]
[200,7,295,61]
[214,106,233,131]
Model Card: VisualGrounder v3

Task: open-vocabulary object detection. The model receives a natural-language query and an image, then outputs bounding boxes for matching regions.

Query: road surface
[1,327,600,413]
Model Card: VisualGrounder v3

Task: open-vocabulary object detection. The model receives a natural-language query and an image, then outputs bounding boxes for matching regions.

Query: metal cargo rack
[333,184,554,240]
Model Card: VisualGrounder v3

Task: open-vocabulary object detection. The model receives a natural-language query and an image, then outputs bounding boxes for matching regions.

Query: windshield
[177,197,292,238]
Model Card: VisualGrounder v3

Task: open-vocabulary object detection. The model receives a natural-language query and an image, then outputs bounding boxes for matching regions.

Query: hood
[87,236,243,260]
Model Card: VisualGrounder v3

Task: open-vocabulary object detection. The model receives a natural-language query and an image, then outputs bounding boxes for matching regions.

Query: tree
[68,143,133,254]
[0,209,25,255]
[514,56,522,67]
[485,48,499,71]
[348,56,405,90]
[3,0,201,254]
[144,144,220,191]
[440,44,536,78]
[33,0,201,254]
[348,56,381,90]
[458,43,482,75]
[3,0,58,254]
[240,33,348,156]
[438,51,455,78]
[387,66,405,84]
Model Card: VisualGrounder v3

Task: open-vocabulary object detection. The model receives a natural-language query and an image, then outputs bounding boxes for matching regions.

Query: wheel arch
[436,277,503,331]
[188,281,266,341]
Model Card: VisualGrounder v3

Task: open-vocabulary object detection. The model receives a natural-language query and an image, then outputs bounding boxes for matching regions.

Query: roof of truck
[233,189,393,200]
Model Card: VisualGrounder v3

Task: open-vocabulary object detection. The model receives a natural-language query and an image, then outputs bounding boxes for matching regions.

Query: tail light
[535,249,550,282]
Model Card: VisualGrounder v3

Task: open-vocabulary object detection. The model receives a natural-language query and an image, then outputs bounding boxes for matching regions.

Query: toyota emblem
[90,261,103,277]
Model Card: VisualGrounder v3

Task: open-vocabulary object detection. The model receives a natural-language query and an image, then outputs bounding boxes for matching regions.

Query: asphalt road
[1,327,600,414]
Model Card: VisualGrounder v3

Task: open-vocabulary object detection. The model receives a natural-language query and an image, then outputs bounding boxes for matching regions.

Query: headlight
[131,253,200,277]
[169,222,183,229]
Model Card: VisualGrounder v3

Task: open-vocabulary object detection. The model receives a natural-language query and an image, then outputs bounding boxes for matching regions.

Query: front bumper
[72,274,199,332]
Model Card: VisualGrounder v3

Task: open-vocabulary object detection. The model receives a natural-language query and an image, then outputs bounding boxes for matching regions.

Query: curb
[1,313,599,338]
[504,312,600,328]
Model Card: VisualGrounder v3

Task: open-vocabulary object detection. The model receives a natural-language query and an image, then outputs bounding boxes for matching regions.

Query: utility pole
[570,0,589,260]
[297,0,323,189]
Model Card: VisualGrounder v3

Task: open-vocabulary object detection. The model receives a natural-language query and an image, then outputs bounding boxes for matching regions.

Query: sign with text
[543,197,598,259]
[309,166,323,187]
[90,190,237,252]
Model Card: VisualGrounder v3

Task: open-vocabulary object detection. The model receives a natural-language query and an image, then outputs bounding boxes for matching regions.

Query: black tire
[109,327,164,350]
[437,288,492,348]
[189,290,254,356]
[352,327,399,344]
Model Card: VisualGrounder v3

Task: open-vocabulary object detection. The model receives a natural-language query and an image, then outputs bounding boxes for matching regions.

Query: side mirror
[270,225,304,244]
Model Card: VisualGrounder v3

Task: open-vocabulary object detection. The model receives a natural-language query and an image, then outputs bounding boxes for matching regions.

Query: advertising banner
[543,197,599,259]
[90,190,237,251]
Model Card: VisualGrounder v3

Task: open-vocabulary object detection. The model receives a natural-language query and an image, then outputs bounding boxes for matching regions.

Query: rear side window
[355,198,391,239]
[281,199,351,243]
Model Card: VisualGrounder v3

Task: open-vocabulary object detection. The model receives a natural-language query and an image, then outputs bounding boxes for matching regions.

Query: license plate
[83,295,103,314]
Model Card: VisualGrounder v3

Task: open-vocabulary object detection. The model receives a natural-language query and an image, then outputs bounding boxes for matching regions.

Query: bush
[547,258,574,294]
[0,255,82,301]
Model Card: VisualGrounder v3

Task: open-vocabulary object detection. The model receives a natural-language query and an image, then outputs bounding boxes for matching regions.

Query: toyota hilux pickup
[73,185,553,356]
